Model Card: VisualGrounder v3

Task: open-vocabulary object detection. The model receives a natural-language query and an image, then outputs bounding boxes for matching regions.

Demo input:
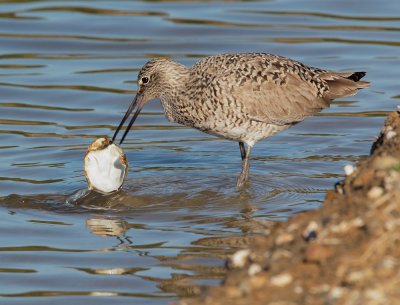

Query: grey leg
[239,142,246,160]
[237,145,252,188]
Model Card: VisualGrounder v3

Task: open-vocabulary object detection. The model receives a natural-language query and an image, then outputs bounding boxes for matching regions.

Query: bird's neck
[159,65,191,123]
[160,85,189,123]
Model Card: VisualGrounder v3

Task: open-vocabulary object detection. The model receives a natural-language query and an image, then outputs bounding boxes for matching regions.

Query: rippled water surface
[1,0,399,304]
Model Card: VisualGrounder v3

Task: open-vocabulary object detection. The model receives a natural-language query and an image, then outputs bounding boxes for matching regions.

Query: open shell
[84,138,128,193]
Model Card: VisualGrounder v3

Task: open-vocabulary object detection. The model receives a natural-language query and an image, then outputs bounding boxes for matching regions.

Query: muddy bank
[181,110,400,305]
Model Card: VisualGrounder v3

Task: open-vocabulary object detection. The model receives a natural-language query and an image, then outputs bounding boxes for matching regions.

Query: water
[0,0,399,304]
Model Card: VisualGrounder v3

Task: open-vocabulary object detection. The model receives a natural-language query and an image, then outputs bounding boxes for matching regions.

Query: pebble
[249,274,267,288]
[386,130,397,140]
[367,186,384,199]
[381,256,398,269]
[384,219,400,230]
[374,156,399,170]
[365,289,385,300]
[225,286,243,298]
[248,263,262,276]
[329,287,345,299]
[275,233,294,245]
[293,285,303,294]
[330,218,364,234]
[271,249,293,260]
[345,271,363,284]
[334,181,344,194]
[230,249,250,268]
[351,217,365,228]
[302,221,318,242]
[384,171,400,191]
[270,273,293,287]
[287,223,300,232]
[344,164,355,176]
[310,284,330,294]
[345,269,372,284]
[305,244,334,263]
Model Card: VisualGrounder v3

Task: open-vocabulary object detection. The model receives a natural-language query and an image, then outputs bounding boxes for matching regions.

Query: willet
[112,53,369,187]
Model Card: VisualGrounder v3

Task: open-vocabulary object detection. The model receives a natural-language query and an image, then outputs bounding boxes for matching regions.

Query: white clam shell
[84,138,128,193]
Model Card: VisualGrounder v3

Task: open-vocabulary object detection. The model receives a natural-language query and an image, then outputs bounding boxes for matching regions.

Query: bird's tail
[321,71,370,100]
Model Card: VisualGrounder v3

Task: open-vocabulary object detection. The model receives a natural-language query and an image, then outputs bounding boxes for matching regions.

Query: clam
[84,138,128,193]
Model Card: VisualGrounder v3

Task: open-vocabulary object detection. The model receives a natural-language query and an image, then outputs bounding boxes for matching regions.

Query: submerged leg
[237,144,252,188]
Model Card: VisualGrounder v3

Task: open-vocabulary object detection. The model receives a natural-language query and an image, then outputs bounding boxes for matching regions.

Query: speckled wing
[228,62,330,126]
[192,54,330,126]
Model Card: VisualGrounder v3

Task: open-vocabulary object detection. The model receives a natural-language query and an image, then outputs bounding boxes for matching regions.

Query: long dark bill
[111,92,145,145]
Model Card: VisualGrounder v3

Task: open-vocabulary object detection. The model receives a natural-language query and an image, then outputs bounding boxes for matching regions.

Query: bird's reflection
[86,217,129,237]
[83,215,229,297]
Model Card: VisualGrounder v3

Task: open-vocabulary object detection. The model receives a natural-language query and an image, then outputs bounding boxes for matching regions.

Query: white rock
[367,186,384,199]
[270,272,293,287]
[386,130,397,140]
[303,220,319,241]
[329,287,345,299]
[84,138,128,193]
[344,164,355,176]
[248,263,262,276]
[231,249,250,268]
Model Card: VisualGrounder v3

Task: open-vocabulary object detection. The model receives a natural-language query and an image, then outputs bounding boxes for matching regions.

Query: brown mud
[181,110,400,305]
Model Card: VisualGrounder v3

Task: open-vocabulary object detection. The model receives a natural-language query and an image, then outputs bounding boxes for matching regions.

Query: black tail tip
[347,71,366,82]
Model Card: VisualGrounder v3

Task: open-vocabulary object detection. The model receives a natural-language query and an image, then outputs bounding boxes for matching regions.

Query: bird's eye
[141,77,149,84]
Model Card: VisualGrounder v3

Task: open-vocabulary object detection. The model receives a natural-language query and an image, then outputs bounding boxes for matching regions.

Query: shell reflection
[86,217,128,237]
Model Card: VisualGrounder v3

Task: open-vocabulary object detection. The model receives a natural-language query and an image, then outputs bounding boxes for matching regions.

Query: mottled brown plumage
[112,53,369,187]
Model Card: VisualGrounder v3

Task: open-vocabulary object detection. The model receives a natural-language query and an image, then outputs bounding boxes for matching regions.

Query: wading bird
[112,53,369,187]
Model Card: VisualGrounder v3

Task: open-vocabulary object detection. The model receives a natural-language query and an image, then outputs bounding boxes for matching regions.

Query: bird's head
[112,58,188,144]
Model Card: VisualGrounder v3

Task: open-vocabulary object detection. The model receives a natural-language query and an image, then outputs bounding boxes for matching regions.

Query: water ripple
[236,10,400,22]
[27,6,168,17]
[0,102,93,112]
[0,82,134,94]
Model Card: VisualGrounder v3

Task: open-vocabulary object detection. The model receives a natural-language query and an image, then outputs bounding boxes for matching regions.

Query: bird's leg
[239,142,246,160]
[237,144,252,188]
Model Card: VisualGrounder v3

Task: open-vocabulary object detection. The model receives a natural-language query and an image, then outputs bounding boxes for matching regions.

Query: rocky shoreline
[181,110,400,305]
